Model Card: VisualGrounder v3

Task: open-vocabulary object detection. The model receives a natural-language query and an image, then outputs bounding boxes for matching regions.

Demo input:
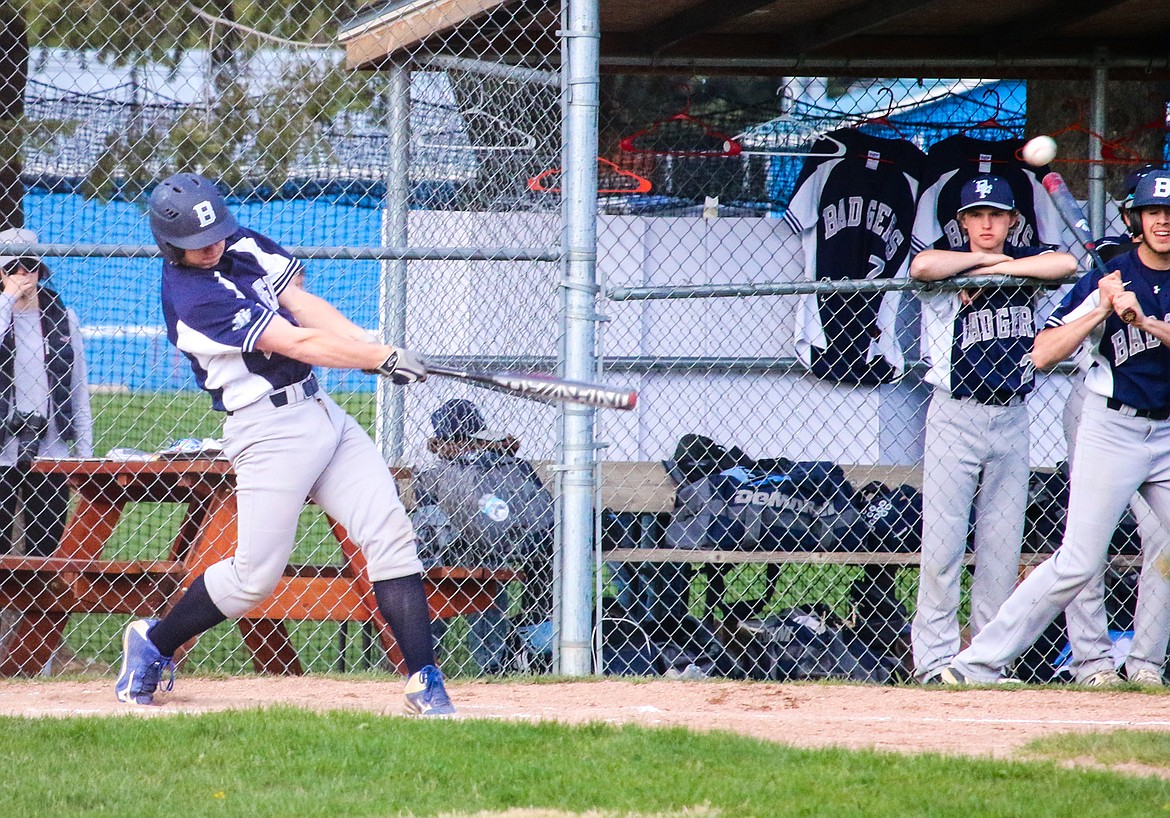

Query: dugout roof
[339,0,1170,77]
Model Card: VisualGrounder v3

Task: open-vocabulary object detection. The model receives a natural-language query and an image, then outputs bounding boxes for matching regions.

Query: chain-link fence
[0,3,1167,687]
[591,73,1168,684]
[0,2,564,679]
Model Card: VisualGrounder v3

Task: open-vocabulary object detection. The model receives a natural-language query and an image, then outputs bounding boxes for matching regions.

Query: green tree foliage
[24,0,372,199]
[0,0,26,227]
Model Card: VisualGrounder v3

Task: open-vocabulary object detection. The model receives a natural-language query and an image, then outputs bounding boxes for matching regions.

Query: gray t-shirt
[0,293,93,466]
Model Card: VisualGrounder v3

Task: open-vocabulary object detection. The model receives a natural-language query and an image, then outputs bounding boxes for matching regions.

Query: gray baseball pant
[953,392,1170,681]
[205,388,423,618]
[1061,380,1170,681]
[912,390,1029,681]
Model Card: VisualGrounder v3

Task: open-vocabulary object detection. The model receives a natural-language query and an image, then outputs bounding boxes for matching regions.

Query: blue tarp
[28,190,387,394]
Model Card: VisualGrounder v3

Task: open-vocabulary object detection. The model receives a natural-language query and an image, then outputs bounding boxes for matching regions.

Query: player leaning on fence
[908,175,1077,684]
[114,173,456,715]
[943,169,1170,687]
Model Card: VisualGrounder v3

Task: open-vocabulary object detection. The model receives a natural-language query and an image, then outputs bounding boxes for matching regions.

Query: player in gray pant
[944,169,1170,686]
[113,173,455,715]
[910,175,1077,683]
[1061,377,1170,685]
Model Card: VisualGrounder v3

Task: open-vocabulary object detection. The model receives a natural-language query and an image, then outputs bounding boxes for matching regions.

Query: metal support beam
[375,65,411,466]
[768,0,948,56]
[1089,52,1108,237]
[558,0,601,677]
[598,53,1170,74]
[641,0,781,55]
[0,244,560,262]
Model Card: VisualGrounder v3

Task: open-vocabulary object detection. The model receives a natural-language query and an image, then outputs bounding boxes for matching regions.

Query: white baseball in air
[1022,135,1057,168]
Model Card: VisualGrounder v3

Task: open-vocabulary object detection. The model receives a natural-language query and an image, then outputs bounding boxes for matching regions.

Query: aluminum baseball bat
[425,363,638,410]
[1041,172,1138,324]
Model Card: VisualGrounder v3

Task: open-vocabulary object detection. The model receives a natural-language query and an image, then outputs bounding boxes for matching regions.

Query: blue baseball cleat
[403,664,456,717]
[114,619,175,705]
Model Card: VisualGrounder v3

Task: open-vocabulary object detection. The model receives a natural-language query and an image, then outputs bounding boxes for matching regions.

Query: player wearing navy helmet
[115,173,455,715]
[943,169,1170,686]
[1059,164,1170,686]
[910,174,1077,683]
[1094,166,1160,262]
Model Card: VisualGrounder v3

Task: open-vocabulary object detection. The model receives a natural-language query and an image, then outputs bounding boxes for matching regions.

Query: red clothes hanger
[961,88,1016,135]
[854,87,910,139]
[619,85,743,158]
[527,157,653,194]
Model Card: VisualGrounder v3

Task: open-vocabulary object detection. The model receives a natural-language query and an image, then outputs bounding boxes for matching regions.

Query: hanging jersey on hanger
[783,128,925,385]
[912,135,1063,252]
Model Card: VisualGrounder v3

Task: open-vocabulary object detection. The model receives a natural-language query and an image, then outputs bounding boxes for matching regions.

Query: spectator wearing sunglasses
[0,228,93,556]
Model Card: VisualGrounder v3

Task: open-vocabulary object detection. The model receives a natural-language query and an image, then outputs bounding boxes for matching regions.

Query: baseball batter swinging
[943,169,1170,685]
[114,173,454,715]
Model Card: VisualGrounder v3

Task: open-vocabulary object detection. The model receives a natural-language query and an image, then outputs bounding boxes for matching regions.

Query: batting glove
[367,347,427,385]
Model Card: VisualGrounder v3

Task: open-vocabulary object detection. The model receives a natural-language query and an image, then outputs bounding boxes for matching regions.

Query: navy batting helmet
[149,173,238,263]
[1131,169,1170,210]
[1119,166,1156,236]
[1126,169,1170,238]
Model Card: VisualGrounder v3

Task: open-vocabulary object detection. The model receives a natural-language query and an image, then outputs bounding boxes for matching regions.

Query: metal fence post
[1088,50,1108,238]
[558,0,601,676]
[376,64,411,464]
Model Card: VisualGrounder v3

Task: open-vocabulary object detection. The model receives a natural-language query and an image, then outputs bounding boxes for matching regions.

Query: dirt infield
[3,676,1170,763]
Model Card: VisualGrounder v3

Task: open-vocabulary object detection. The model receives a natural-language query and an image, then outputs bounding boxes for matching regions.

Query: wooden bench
[0,458,514,676]
[592,460,1142,570]
[594,460,922,558]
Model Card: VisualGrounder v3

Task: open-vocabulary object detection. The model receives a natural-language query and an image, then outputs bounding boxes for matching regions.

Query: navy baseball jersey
[912,135,1062,252]
[161,228,310,412]
[784,128,925,384]
[919,242,1053,398]
[1046,249,1170,411]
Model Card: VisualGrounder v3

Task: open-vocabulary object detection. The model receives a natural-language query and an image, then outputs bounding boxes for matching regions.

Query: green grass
[0,710,1167,818]
[1025,729,1170,770]
[88,390,378,457]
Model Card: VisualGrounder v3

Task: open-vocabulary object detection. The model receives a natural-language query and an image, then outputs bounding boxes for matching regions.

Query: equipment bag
[757,461,862,552]
[1023,462,1138,556]
[1024,466,1068,553]
[855,481,923,553]
[665,454,863,552]
[413,450,553,568]
[727,606,890,683]
[597,615,663,676]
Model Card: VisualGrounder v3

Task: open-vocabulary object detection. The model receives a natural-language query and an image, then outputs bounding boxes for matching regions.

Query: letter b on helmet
[1131,170,1170,210]
[149,173,239,263]
[1127,169,1170,238]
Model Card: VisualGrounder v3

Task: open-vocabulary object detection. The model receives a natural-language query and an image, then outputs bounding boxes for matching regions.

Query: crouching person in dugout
[411,399,554,674]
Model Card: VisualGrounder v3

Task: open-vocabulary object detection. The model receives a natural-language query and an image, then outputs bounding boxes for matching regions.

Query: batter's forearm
[280,287,370,341]
[1133,315,1170,347]
[257,318,392,371]
[1032,314,1104,370]
[283,333,391,370]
